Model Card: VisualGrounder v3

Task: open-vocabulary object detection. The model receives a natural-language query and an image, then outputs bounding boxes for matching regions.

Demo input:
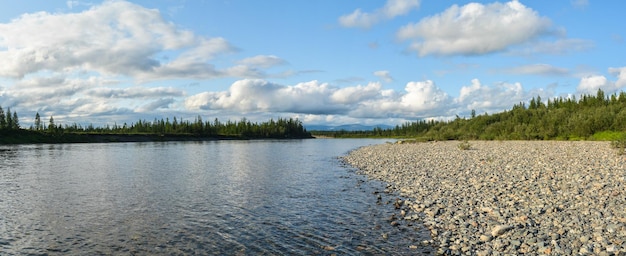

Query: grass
[592,131,626,141]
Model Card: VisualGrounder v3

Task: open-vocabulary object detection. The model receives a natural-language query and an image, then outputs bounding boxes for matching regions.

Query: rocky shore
[343,141,626,255]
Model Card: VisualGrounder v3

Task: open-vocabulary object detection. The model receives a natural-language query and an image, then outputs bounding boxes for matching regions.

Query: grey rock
[479,235,492,242]
[342,141,626,254]
[491,225,514,237]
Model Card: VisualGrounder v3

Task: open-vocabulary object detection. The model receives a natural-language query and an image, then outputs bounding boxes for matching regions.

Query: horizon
[0,0,624,128]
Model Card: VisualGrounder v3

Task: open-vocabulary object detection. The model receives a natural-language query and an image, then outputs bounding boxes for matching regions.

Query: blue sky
[0,0,624,127]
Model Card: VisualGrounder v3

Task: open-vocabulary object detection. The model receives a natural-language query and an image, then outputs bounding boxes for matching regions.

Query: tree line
[0,108,311,139]
[0,106,19,130]
[315,89,626,140]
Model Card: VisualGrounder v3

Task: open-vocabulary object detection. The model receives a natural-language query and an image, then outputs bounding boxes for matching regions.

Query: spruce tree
[48,116,55,132]
[0,106,5,129]
[5,107,13,130]
[34,112,42,131]
[12,111,19,130]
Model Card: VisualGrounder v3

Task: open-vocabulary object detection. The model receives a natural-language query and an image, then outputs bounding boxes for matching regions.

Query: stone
[342,141,626,255]
[579,235,590,243]
[491,225,514,237]
[605,244,617,253]
[476,249,492,256]
[479,235,492,242]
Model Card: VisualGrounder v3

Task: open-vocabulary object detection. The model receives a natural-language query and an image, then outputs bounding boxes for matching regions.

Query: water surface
[0,139,431,255]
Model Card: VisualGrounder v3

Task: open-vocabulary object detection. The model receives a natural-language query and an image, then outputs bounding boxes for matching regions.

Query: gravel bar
[343,141,626,255]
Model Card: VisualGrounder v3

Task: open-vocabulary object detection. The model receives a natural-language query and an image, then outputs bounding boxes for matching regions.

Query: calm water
[0,139,432,255]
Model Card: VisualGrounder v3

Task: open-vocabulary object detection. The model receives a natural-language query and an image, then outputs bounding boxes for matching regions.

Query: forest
[3,89,626,143]
[0,108,312,144]
[312,89,626,141]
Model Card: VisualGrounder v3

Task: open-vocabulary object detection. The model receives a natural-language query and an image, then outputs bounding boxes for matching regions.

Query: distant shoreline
[0,130,314,145]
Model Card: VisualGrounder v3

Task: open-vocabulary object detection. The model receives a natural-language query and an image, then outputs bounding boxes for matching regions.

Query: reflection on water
[0,139,432,255]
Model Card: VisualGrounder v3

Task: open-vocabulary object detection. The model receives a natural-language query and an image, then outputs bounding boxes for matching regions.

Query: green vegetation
[312,89,626,142]
[0,109,312,144]
[458,140,471,150]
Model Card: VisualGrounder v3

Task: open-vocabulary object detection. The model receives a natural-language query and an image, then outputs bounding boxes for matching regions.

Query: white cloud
[609,67,626,89]
[331,82,382,104]
[185,79,349,114]
[0,72,188,122]
[183,77,559,121]
[514,38,594,56]
[503,64,569,76]
[6,76,98,107]
[339,0,421,29]
[137,98,175,112]
[237,55,287,68]
[576,66,626,94]
[0,1,256,81]
[397,0,553,56]
[85,86,185,99]
[399,80,450,112]
[577,75,611,94]
[373,70,394,83]
[456,79,532,112]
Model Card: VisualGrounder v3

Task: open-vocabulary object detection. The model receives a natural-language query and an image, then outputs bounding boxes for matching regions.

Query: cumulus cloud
[576,67,626,94]
[0,72,187,121]
[330,82,382,104]
[455,79,542,112]
[5,76,99,107]
[185,79,350,114]
[577,75,611,94]
[373,70,394,82]
[184,78,547,120]
[502,64,569,76]
[339,0,421,28]
[397,0,553,56]
[0,1,259,81]
[610,67,626,88]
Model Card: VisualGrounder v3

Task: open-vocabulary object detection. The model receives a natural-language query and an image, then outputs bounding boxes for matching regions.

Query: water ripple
[1,140,433,255]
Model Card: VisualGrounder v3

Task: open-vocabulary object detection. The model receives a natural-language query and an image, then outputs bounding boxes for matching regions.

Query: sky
[0,0,624,128]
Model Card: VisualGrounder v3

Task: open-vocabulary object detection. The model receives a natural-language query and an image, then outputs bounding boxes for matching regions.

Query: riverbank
[343,141,626,255]
[0,129,313,144]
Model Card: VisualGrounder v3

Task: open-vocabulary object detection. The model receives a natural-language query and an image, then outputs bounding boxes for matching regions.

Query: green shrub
[458,140,471,150]
[610,135,626,155]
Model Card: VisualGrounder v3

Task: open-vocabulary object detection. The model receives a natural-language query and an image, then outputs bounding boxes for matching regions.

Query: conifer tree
[11,111,19,130]
[34,112,42,131]
[48,116,55,132]
[6,107,13,130]
[0,106,5,129]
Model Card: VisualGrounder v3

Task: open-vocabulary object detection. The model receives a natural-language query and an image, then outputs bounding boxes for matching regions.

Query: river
[0,139,432,255]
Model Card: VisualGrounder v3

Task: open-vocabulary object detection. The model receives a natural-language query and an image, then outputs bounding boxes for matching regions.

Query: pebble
[491,225,514,237]
[343,141,626,254]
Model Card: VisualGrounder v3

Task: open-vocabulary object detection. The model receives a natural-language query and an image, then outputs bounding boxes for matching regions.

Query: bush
[610,136,626,155]
[458,140,471,150]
